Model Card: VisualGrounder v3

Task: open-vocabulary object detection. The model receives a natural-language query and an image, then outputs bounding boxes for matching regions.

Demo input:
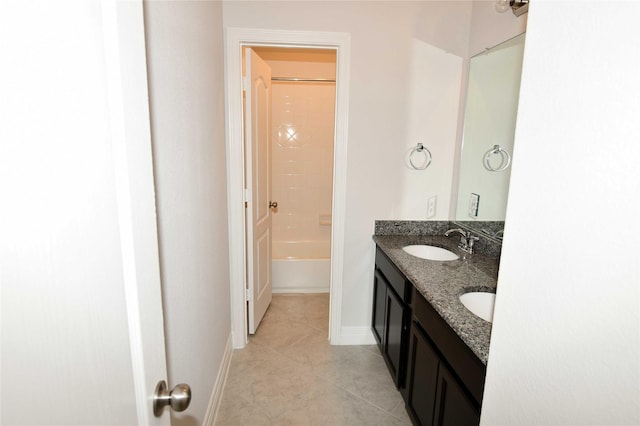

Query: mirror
[454,33,526,241]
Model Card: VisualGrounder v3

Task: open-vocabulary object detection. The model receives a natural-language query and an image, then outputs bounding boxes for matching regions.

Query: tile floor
[215,293,412,425]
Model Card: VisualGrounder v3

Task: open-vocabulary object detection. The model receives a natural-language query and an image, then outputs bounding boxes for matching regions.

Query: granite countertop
[373,234,499,365]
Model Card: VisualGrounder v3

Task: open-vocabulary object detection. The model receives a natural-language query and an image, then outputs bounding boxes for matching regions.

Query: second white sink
[459,292,496,323]
[402,245,459,261]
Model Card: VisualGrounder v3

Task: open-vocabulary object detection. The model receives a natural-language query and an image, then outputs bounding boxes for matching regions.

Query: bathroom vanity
[371,222,499,426]
[370,27,521,426]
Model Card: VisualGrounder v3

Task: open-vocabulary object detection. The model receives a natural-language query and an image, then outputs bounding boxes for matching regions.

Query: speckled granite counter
[373,234,499,365]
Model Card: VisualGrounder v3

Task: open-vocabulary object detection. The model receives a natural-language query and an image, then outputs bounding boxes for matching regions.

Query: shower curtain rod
[271,77,336,83]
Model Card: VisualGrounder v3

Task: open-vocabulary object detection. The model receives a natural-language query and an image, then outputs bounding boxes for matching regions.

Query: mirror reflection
[455,33,526,240]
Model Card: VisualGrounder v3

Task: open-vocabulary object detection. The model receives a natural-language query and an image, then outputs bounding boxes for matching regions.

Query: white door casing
[224,28,351,348]
[245,48,273,334]
[1,2,170,424]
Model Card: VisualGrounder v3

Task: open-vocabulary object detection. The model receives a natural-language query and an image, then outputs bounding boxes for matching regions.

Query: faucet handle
[467,234,480,254]
[445,228,480,254]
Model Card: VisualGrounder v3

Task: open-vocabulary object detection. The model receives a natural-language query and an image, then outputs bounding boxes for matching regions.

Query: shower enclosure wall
[258,49,336,293]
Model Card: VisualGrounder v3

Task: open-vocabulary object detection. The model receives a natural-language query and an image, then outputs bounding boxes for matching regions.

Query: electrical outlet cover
[427,196,437,218]
[469,193,480,217]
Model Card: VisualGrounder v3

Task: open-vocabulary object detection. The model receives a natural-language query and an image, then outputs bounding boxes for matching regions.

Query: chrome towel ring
[483,144,511,172]
[409,143,432,170]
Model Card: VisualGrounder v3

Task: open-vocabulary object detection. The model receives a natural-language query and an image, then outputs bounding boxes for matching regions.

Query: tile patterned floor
[215,293,412,425]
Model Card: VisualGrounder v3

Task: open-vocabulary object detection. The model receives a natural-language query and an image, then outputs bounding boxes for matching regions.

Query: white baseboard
[203,333,233,426]
[330,326,376,345]
[272,287,330,294]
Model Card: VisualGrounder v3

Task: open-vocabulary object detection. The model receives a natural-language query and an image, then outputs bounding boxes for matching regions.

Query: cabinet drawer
[412,287,486,405]
[376,248,411,303]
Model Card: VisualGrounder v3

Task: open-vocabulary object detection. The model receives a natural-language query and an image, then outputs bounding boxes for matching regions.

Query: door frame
[224,27,351,348]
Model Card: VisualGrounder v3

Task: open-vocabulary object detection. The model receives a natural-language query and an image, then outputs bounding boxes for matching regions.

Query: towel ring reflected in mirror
[409,143,432,170]
[483,144,511,172]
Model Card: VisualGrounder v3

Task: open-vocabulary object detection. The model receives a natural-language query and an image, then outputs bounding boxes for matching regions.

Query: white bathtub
[271,240,331,293]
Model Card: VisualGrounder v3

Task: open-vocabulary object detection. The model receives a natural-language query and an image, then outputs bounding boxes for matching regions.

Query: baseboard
[272,287,330,294]
[331,326,376,345]
[203,333,233,426]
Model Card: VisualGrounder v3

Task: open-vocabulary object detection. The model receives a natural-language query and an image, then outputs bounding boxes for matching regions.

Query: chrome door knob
[153,380,191,417]
[269,201,278,209]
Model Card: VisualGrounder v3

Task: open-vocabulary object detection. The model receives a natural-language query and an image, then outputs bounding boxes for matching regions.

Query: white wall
[144,2,231,425]
[223,0,471,331]
[482,2,640,424]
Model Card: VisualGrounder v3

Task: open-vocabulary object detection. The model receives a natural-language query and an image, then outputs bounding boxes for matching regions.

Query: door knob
[153,380,191,417]
[269,201,278,209]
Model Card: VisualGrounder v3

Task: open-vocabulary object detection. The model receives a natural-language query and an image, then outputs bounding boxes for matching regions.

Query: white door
[1,2,176,424]
[244,48,273,334]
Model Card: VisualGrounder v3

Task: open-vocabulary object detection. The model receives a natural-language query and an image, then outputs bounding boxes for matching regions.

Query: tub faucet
[444,228,480,254]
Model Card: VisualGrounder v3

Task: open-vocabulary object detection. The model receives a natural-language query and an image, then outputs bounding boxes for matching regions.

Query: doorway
[246,46,337,333]
[225,28,351,348]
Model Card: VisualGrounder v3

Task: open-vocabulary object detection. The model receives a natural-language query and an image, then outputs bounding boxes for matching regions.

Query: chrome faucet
[444,228,480,254]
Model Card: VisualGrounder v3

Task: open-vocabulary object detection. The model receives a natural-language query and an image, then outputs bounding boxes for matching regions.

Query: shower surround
[270,80,335,293]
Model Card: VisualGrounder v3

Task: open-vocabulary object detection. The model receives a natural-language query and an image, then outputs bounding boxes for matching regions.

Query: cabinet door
[372,269,387,348]
[406,320,440,426]
[433,362,480,426]
[384,283,408,388]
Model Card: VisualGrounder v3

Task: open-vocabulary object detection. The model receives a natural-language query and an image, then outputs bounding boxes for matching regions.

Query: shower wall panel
[271,82,335,250]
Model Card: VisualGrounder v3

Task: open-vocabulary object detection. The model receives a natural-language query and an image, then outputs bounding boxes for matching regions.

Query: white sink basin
[402,245,459,261]
[459,292,496,323]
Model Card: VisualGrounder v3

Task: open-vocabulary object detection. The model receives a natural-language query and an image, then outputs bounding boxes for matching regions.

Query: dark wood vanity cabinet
[405,316,480,425]
[372,248,412,388]
[404,322,440,424]
[372,245,487,426]
[404,287,486,426]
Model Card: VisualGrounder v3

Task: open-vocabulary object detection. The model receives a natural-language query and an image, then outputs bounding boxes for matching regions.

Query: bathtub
[271,240,331,293]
